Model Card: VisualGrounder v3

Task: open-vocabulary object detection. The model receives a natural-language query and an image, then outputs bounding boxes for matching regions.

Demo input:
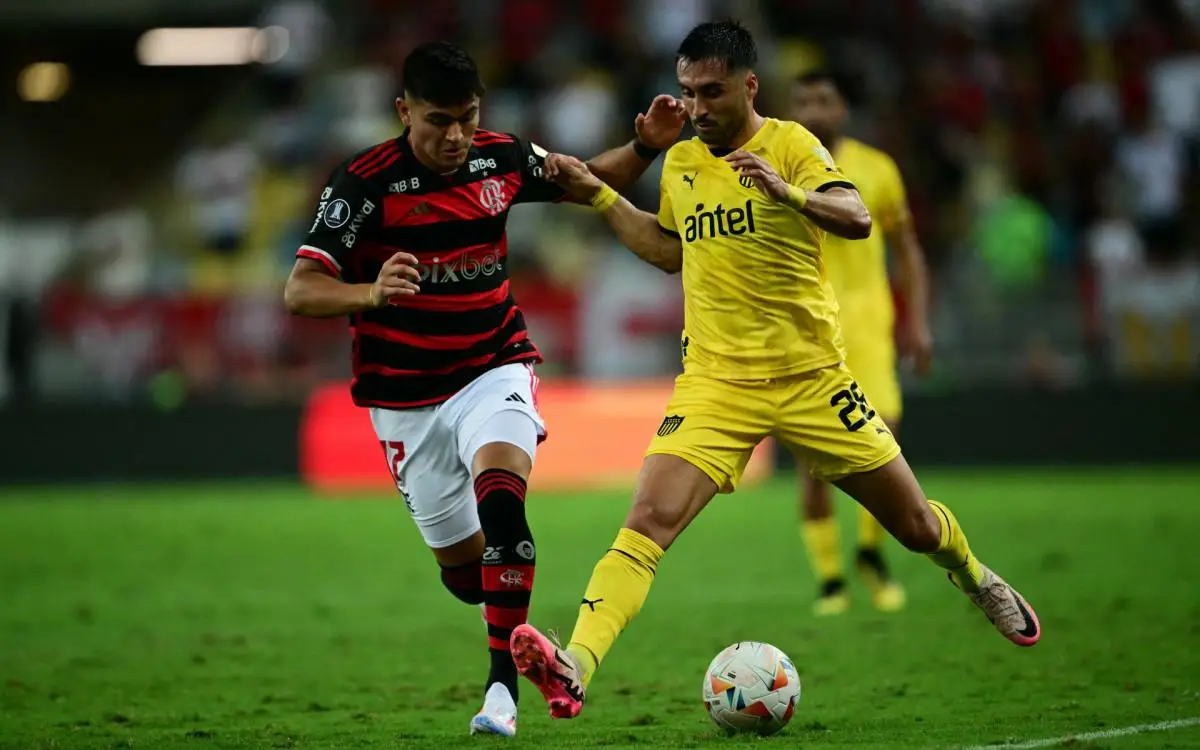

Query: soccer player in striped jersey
[283,41,686,737]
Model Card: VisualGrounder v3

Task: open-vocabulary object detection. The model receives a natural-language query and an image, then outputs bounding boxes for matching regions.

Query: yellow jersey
[657,117,856,379]
[822,137,910,340]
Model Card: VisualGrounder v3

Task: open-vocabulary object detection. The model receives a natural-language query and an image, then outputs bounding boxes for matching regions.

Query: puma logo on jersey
[682,173,696,189]
[683,199,757,242]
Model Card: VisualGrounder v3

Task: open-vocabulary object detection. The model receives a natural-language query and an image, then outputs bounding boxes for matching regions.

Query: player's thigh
[370,406,482,555]
[832,452,940,553]
[446,363,545,480]
[625,453,720,551]
[775,363,901,485]
[644,373,774,495]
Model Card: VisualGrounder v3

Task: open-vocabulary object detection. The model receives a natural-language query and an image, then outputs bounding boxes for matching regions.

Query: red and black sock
[476,468,535,702]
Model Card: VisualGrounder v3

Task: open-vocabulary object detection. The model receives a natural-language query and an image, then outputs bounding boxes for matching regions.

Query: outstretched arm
[584,95,688,194]
[584,141,662,194]
[544,153,682,274]
[592,194,683,274]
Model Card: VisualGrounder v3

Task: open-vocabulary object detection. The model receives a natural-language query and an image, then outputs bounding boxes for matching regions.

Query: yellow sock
[926,500,984,592]
[801,517,844,584]
[566,528,663,688]
[856,505,884,549]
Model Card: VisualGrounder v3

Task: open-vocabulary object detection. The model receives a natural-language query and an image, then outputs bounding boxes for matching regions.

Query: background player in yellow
[506,20,1041,722]
[790,69,935,617]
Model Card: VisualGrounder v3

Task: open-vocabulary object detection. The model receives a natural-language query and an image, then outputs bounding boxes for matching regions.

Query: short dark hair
[796,69,841,91]
[796,68,860,105]
[676,19,758,72]
[401,41,485,106]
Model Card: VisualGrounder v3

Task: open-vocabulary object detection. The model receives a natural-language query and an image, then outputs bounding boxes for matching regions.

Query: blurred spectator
[1149,47,1200,140]
[973,186,1054,290]
[1116,105,1187,248]
[0,218,75,403]
[259,0,330,83]
[6,0,1200,404]
[72,199,153,301]
[175,131,261,258]
[540,70,620,155]
[1086,180,1146,319]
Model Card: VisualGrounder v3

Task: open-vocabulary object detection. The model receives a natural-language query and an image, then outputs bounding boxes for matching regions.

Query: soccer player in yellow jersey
[509,21,1040,720]
[789,69,934,617]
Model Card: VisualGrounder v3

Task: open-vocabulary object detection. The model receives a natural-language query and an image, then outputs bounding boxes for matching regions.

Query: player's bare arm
[886,221,933,374]
[723,150,871,239]
[545,153,682,274]
[284,252,420,318]
[582,95,687,193]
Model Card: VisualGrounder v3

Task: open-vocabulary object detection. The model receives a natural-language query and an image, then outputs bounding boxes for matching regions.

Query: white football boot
[469,682,518,737]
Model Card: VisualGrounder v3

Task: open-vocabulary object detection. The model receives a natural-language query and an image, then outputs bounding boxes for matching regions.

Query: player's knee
[439,560,484,605]
[624,498,685,551]
[895,506,942,553]
[471,440,533,480]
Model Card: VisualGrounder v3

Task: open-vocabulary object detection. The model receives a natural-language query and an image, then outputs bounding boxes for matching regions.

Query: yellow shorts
[843,339,902,422]
[645,362,901,492]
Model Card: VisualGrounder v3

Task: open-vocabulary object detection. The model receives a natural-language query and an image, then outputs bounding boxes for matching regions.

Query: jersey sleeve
[874,153,913,233]
[297,164,382,277]
[790,131,856,194]
[657,178,679,238]
[512,136,569,205]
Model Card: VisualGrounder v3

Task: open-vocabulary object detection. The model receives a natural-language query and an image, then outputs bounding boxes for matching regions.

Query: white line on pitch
[961,716,1200,749]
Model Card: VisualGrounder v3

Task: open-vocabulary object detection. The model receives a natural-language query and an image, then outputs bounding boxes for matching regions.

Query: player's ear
[745,71,759,100]
[395,97,410,127]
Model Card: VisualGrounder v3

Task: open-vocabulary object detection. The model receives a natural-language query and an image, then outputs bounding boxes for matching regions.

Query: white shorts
[370,363,545,549]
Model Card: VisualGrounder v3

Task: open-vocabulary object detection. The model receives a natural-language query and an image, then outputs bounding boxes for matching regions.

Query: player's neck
[406,133,463,177]
[725,112,766,150]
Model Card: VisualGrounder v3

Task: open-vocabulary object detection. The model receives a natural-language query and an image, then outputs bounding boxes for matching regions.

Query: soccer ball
[702,641,800,736]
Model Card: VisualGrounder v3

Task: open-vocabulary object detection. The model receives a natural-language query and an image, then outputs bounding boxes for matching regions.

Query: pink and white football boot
[509,624,585,719]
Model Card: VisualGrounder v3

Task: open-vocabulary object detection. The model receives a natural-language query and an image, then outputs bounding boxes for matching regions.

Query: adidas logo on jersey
[504,393,526,404]
[401,202,431,221]
[683,199,757,242]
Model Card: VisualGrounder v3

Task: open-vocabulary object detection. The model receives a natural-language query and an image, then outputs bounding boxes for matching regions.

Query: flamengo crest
[478,178,508,216]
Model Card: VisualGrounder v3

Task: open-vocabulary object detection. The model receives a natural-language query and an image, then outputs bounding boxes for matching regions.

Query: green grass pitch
[2,469,1199,749]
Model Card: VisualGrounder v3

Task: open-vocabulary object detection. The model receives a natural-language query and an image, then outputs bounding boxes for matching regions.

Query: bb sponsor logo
[389,177,422,193]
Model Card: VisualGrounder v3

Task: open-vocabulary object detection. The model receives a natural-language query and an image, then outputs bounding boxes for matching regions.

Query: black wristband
[632,139,662,161]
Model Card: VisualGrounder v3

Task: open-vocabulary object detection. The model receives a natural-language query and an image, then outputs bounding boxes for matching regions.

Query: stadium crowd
[1,0,1197,404]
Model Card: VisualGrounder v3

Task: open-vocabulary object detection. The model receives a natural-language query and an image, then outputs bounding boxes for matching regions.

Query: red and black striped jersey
[296,129,566,409]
